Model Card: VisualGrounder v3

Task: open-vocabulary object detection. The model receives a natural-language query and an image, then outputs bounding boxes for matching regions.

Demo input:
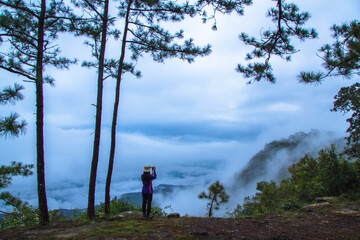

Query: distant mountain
[231,130,344,191]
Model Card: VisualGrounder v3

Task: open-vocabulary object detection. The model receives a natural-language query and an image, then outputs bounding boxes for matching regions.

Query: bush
[280,198,304,210]
[150,205,167,216]
[96,197,141,218]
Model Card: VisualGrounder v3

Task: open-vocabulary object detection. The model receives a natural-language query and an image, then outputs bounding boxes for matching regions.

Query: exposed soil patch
[1,200,359,240]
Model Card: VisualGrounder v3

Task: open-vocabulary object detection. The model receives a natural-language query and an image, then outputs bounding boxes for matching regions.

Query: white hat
[144,164,151,172]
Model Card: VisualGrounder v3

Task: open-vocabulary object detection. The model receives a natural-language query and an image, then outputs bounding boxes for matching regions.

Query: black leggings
[142,193,153,215]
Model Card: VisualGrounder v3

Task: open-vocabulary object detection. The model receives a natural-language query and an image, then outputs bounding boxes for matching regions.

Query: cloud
[264,102,301,113]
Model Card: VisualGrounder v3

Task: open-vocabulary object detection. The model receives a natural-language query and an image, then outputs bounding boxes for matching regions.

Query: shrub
[96,197,141,218]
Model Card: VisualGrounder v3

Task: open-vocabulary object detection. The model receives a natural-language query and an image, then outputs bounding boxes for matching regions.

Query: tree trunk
[87,0,110,220]
[208,196,216,217]
[104,0,133,216]
[36,0,49,225]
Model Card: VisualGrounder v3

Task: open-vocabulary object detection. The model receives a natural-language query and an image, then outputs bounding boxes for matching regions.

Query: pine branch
[128,21,153,30]
[0,83,24,104]
[0,0,38,19]
[0,32,38,49]
[83,0,104,20]
[8,40,37,59]
[0,65,35,81]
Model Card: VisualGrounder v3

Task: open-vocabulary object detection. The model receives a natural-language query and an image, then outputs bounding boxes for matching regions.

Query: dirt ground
[0,199,359,240]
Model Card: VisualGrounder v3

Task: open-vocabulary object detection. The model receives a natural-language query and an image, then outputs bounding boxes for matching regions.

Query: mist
[3,128,344,217]
[139,130,345,217]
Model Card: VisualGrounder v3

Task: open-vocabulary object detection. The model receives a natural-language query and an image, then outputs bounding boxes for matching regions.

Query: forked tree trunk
[208,198,215,217]
[36,0,49,225]
[104,0,134,216]
[87,0,110,220]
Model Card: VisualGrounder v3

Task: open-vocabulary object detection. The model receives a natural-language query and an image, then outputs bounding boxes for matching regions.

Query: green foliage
[228,145,360,217]
[0,84,26,137]
[0,0,77,85]
[105,197,140,215]
[119,0,212,65]
[73,196,167,219]
[0,113,27,138]
[0,83,24,104]
[0,196,157,228]
[108,197,140,215]
[197,0,252,21]
[288,153,324,202]
[91,197,141,218]
[237,0,317,83]
[0,192,38,228]
[298,20,360,158]
[287,145,360,202]
[199,181,229,217]
[0,161,34,229]
[0,194,68,228]
[150,205,167,217]
[0,162,33,189]
[299,20,359,83]
[331,83,360,158]
[1,80,33,227]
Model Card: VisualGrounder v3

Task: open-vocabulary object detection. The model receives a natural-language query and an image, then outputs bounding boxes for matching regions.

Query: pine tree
[0,0,76,224]
[236,0,317,83]
[103,0,212,217]
[332,83,360,158]
[299,20,359,83]
[299,20,360,158]
[69,0,120,220]
[198,181,229,217]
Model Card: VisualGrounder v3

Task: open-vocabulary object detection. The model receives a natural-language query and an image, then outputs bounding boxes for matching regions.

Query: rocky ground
[0,198,359,240]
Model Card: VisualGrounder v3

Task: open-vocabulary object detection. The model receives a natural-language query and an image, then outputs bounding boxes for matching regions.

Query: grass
[1,199,359,239]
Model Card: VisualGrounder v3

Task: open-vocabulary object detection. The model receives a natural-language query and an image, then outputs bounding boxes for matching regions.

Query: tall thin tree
[86,0,111,221]
[71,0,141,219]
[0,0,76,224]
[70,0,123,220]
[70,0,112,220]
[104,0,212,216]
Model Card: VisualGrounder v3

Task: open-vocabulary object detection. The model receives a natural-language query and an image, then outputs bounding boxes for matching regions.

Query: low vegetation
[0,196,166,229]
[226,145,360,217]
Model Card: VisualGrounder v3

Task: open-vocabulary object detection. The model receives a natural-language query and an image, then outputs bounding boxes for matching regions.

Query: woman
[141,164,156,217]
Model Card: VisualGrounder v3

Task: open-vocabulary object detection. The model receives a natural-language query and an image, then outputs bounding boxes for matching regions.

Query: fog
[3,128,344,217]
[153,130,345,217]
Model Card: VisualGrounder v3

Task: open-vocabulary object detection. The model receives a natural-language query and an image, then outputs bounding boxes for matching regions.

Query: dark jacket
[141,171,156,194]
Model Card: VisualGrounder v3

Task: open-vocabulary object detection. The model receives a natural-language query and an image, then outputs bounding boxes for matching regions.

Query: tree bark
[87,0,110,220]
[36,0,49,225]
[208,198,214,217]
[104,0,133,216]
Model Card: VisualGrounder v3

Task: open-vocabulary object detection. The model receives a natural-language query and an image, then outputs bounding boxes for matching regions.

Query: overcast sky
[1,0,360,215]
